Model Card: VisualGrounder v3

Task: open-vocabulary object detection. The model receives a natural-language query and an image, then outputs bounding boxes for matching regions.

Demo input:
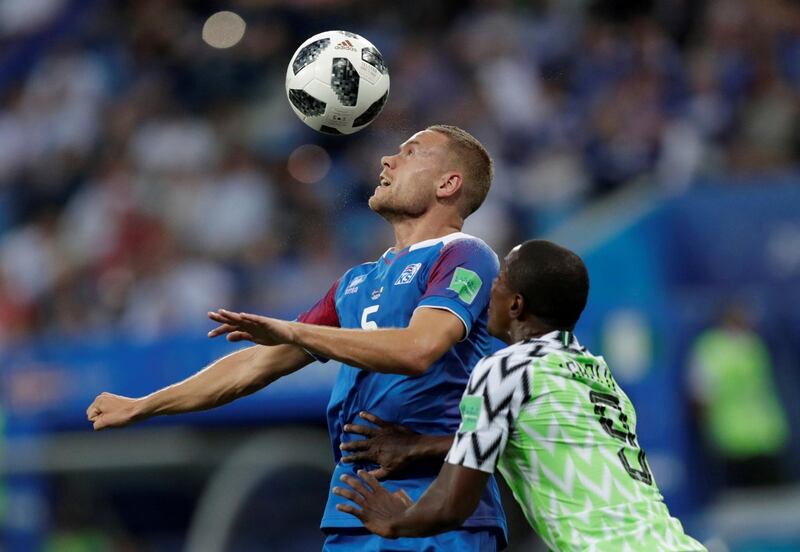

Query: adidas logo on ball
[334,39,357,51]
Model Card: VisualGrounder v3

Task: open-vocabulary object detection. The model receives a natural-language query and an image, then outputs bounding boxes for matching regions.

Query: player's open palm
[334,470,413,538]
[86,392,141,431]
[207,309,295,346]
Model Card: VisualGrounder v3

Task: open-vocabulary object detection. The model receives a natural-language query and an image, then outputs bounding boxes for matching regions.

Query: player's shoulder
[467,343,536,397]
[343,260,379,275]
[481,339,552,364]
[473,338,573,380]
[442,232,497,259]
[518,332,591,360]
[422,232,500,273]
[336,261,379,293]
[411,232,496,258]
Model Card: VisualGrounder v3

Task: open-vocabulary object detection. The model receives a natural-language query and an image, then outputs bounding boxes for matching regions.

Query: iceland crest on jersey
[394,263,422,285]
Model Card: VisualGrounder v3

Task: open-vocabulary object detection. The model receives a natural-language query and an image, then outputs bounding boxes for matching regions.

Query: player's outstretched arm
[86,344,312,431]
[333,464,488,538]
[208,307,463,376]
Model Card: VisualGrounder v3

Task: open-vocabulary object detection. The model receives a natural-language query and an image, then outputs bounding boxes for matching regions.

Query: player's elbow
[403,347,440,376]
[400,354,431,376]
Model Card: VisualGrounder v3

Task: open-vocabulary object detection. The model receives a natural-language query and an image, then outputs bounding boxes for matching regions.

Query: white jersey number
[361,305,380,330]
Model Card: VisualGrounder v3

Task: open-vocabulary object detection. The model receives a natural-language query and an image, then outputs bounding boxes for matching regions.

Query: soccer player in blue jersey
[86,125,507,550]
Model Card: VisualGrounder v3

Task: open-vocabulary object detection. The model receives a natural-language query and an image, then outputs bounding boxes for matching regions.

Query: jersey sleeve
[297,278,341,327]
[295,278,340,362]
[417,239,499,338]
[445,353,532,474]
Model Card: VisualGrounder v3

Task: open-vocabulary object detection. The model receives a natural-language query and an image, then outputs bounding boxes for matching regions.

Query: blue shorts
[322,528,499,551]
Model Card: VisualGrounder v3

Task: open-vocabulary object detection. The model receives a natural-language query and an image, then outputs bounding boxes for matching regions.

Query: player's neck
[508,319,559,343]
[390,213,462,251]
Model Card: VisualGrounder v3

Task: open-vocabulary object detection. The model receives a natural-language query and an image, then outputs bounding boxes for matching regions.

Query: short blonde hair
[427,124,493,218]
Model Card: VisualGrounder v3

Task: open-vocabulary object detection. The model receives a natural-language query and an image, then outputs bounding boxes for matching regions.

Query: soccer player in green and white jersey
[334,240,706,551]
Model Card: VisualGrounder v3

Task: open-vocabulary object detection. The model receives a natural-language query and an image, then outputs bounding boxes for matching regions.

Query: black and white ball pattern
[286,30,390,134]
[288,89,326,117]
[292,38,330,76]
[331,58,359,107]
[361,47,388,75]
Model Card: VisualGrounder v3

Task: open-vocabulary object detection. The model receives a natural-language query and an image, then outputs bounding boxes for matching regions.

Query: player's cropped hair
[507,240,589,330]
[427,124,493,218]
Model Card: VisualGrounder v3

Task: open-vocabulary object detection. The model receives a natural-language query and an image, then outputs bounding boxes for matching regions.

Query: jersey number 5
[589,391,653,485]
[361,305,380,330]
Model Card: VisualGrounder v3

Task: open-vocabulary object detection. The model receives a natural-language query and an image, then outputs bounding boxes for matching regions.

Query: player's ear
[437,172,463,200]
[510,293,525,320]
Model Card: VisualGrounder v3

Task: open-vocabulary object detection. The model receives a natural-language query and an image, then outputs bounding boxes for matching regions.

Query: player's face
[369,130,452,219]
[487,264,515,342]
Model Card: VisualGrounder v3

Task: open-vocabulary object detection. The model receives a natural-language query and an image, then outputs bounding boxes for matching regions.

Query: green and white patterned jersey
[445,331,705,552]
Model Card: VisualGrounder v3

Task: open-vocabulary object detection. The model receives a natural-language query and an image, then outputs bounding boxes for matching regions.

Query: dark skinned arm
[341,411,453,479]
[333,464,489,538]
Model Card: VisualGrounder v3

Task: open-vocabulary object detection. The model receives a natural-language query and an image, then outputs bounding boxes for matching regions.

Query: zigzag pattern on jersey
[449,336,587,472]
[520,331,587,358]
[448,334,706,551]
[449,352,533,472]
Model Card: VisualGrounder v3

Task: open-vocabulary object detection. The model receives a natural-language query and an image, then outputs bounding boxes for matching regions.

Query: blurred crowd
[0,0,799,344]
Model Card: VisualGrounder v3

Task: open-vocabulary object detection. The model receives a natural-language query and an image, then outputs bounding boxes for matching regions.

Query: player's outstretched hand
[341,411,419,479]
[334,469,413,538]
[207,309,295,346]
[86,392,142,431]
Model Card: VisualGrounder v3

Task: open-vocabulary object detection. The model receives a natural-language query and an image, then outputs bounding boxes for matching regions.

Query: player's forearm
[408,435,454,465]
[389,482,466,537]
[289,322,435,375]
[389,465,484,537]
[137,344,309,419]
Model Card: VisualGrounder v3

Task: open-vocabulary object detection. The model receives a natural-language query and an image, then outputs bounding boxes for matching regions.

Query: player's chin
[367,194,380,211]
[368,195,392,214]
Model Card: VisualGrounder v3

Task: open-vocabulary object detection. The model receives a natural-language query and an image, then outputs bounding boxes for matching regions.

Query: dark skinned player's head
[488,240,589,342]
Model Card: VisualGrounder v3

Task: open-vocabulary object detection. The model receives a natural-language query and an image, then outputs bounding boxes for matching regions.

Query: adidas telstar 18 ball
[286,30,390,135]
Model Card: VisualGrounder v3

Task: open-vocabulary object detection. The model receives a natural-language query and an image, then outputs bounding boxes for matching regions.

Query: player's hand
[207,309,296,346]
[341,411,419,479]
[86,392,142,431]
[334,469,413,538]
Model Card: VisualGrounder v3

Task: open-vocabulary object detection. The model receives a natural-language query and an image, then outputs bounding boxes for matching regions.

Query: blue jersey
[298,232,507,543]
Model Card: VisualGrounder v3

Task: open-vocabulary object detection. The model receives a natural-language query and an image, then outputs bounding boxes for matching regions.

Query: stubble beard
[369,188,430,222]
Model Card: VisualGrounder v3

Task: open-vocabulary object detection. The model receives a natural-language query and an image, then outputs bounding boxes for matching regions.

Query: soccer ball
[285,30,390,135]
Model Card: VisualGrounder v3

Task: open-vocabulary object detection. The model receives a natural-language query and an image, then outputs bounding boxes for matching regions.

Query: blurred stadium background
[0,0,799,550]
